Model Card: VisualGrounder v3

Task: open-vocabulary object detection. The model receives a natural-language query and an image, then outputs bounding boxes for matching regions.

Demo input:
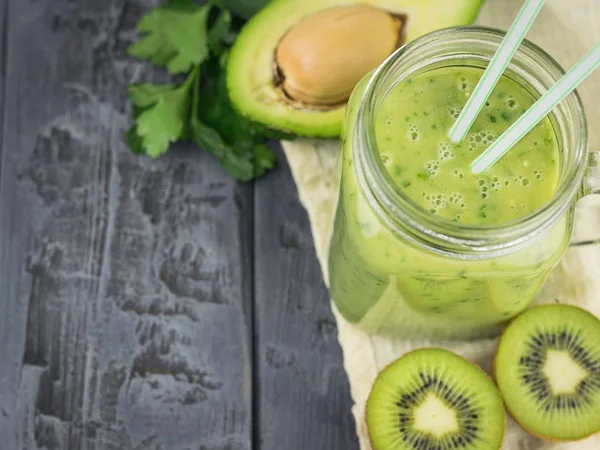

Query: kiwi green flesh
[495,304,600,441]
[367,348,504,450]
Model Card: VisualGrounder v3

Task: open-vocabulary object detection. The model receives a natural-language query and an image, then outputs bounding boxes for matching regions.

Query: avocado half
[227,0,484,138]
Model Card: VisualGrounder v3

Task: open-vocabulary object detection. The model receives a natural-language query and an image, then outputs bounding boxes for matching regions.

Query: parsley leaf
[189,56,275,181]
[197,55,278,179]
[128,83,177,108]
[207,8,234,54]
[128,67,198,158]
[125,1,296,181]
[252,144,277,177]
[190,117,255,180]
[125,126,146,155]
[127,0,212,74]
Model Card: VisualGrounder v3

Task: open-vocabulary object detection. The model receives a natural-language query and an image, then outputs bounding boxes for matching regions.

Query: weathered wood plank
[0,0,7,152]
[0,1,253,449]
[254,144,358,450]
[0,0,12,442]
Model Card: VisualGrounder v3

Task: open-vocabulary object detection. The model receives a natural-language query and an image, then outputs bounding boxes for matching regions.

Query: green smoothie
[328,66,571,339]
[377,68,559,224]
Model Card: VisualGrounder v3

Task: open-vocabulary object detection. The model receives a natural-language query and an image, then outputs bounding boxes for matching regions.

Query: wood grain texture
[0,0,7,153]
[254,145,358,450]
[0,1,253,449]
[0,1,356,449]
[0,0,17,442]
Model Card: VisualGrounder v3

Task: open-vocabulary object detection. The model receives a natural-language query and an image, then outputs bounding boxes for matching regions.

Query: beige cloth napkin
[280,0,600,448]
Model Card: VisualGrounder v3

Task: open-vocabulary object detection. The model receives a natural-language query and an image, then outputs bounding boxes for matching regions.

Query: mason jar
[328,26,600,340]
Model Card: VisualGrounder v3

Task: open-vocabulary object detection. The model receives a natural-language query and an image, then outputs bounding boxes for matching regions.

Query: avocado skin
[227,0,486,138]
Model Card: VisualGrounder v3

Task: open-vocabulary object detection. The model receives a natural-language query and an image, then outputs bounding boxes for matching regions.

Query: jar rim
[355,26,588,256]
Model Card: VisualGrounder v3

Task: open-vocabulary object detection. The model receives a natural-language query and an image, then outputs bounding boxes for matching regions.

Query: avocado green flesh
[226,0,485,138]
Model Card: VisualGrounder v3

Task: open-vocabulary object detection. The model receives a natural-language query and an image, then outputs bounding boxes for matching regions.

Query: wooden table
[0,1,358,448]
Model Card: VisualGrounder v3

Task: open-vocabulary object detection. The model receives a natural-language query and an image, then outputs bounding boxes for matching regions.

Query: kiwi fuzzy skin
[493,304,600,443]
[366,347,506,450]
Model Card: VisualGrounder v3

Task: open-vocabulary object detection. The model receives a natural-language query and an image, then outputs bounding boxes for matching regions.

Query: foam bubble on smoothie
[534,170,543,180]
[506,94,517,109]
[482,130,497,145]
[466,133,478,150]
[422,194,437,214]
[434,194,448,207]
[467,130,497,151]
[438,142,454,161]
[449,192,466,209]
[423,193,449,213]
[448,107,461,119]
[491,177,501,191]
[478,178,490,199]
[459,76,469,90]
[467,134,476,151]
[511,175,531,188]
[425,160,440,177]
[408,124,420,141]
[452,169,465,179]
[380,154,390,165]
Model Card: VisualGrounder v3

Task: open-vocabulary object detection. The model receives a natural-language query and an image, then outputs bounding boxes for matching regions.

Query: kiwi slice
[366,348,505,450]
[495,304,600,441]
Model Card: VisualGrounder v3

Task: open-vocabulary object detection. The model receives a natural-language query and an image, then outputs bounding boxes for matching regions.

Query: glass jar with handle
[328,27,600,340]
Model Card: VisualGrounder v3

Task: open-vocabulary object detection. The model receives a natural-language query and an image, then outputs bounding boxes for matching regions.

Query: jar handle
[587,150,600,195]
[570,150,600,247]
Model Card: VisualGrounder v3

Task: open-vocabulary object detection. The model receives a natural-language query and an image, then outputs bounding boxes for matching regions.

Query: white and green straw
[448,0,546,143]
[471,42,600,174]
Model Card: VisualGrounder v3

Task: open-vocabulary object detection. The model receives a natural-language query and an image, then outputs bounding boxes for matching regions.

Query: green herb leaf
[252,143,276,177]
[131,67,199,158]
[128,83,178,108]
[188,56,277,181]
[125,126,146,155]
[208,7,233,54]
[190,117,255,180]
[125,1,295,181]
[128,0,212,74]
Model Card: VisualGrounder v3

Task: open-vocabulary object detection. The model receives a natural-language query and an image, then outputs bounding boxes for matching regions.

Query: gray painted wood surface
[254,147,357,450]
[0,1,357,449]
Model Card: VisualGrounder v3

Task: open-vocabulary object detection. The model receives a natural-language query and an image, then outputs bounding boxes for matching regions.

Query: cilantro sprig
[127,67,197,157]
[126,0,292,181]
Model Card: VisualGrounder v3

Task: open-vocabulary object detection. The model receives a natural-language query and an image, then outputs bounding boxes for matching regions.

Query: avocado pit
[273,5,406,110]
